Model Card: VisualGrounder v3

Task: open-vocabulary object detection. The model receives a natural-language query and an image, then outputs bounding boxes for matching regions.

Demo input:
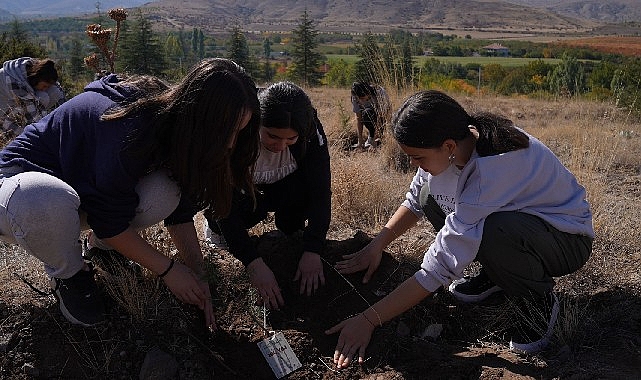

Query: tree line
[2,9,640,117]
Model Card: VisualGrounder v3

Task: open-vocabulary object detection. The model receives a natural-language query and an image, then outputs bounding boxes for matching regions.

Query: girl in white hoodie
[329,90,593,366]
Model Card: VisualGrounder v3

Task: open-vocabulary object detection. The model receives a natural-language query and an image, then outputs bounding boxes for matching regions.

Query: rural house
[482,43,509,56]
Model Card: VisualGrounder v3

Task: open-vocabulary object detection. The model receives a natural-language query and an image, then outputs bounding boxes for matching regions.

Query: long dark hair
[103,58,260,217]
[26,58,58,88]
[393,90,528,156]
[259,81,317,156]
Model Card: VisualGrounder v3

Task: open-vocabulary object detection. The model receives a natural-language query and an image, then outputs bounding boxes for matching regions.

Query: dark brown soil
[1,226,640,379]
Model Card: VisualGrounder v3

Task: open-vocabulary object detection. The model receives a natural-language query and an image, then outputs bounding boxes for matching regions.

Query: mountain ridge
[3,0,641,36]
[140,0,600,34]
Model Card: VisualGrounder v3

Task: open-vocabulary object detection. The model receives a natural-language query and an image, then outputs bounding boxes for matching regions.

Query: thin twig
[12,272,50,297]
[320,257,373,309]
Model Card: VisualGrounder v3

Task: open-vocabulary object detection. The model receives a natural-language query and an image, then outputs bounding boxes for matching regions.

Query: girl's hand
[334,243,383,284]
[294,251,325,296]
[247,258,284,309]
[162,262,213,308]
[325,314,376,369]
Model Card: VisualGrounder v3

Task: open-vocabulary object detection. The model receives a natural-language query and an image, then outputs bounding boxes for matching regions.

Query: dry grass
[0,89,639,377]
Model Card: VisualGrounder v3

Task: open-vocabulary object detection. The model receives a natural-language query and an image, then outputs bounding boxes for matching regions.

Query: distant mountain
[3,0,640,36]
[0,8,12,22]
[506,0,641,22]
[140,0,600,34]
[0,0,150,17]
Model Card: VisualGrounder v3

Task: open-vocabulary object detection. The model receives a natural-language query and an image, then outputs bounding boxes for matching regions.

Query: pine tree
[263,37,272,59]
[0,20,47,62]
[227,27,251,71]
[118,9,166,75]
[68,39,85,78]
[198,30,205,59]
[192,27,198,54]
[400,37,414,88]
[290,10,324,86]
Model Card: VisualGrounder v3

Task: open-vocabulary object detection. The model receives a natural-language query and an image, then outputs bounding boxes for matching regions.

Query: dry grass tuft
[328,144,411,232]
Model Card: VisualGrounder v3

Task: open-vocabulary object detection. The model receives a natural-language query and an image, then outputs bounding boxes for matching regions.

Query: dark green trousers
[420,185,592,297]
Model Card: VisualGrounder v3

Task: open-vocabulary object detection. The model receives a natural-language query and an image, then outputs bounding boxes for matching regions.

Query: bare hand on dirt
[247,257,284,309]
[162,261,215,328]
[294,251,326,296]
[334,244,383,283]
[325,314,375,369]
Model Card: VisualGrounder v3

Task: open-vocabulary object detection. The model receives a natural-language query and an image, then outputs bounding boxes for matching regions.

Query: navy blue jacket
[0,75,195,239]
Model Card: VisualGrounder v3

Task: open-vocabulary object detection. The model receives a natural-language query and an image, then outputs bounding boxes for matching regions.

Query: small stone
[420,323,443,340]
[139,346,178,380]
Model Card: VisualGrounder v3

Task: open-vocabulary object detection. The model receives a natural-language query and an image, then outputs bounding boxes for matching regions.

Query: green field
[325,54,566,67]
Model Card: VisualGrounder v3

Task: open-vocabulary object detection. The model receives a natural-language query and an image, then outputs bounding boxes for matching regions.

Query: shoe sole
[509,293,560,354]
[448,279,503,303]
[50,278,104,327]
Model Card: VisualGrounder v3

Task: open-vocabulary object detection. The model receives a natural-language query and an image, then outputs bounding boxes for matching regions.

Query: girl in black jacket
[204,81,331,309]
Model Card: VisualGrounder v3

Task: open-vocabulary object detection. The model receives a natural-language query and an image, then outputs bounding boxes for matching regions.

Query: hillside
[507,0,641,23]
[142,0,599,35]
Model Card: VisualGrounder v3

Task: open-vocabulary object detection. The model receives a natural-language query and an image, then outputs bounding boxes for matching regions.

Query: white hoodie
[404,131,594,292]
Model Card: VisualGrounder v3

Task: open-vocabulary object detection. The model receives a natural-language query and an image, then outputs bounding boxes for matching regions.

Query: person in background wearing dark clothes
[0,58,260,328]
[204,81,331,309]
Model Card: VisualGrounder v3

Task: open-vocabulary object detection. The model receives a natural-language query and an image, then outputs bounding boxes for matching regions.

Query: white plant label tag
[257,331,301,378]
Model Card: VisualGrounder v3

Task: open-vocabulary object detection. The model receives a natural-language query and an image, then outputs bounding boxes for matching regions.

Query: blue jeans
[0,168,181,279]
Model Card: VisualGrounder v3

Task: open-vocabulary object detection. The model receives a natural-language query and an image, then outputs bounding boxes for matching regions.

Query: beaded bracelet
[158,259,175,278]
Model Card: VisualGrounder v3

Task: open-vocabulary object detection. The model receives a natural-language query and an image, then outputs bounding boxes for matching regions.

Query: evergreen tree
[290,10,324,86]
[0,20,47,62]
[263,37,272,59]
[227,27,251,71]
[118,10,166,75]
[192,27,198,53]
[198,30,205,59]
[68,39,85,78]
[261,60,275,83]
[400,37,414,88]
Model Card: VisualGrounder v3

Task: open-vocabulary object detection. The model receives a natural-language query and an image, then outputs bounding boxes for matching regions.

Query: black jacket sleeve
[210,190,261,267]
[295,111,331,255]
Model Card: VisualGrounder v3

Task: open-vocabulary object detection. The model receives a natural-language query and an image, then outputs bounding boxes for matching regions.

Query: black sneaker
[448,269,503,303]
[50,268,106,326]
[509,292,559,354]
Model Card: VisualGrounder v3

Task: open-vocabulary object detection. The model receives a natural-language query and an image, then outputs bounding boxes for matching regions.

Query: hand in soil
[325,314,375,369]
[247,257,285,309]
[294,251,326,296]
[335,243,383,284]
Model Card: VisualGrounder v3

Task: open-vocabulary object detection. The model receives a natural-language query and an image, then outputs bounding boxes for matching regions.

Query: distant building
[482,43,509,57]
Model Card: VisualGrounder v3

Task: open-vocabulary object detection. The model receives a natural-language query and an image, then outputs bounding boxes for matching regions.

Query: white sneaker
[364,136,375,148]
[203,219,228,250]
